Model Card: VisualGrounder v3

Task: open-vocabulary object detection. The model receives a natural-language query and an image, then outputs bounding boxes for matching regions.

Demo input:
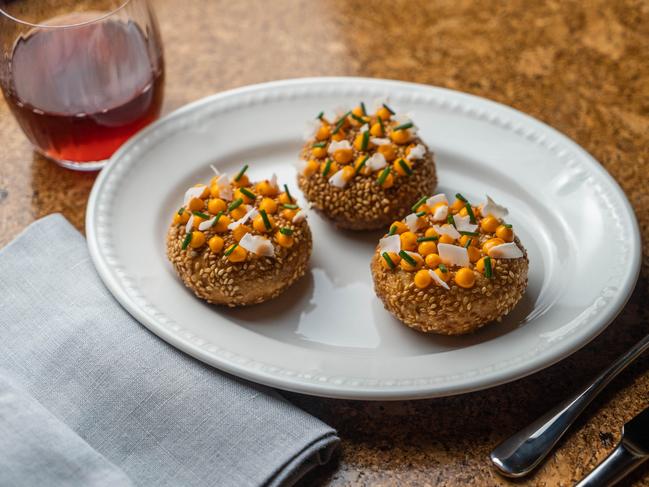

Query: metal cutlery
[490,333,649,478]
[576,405,649,486]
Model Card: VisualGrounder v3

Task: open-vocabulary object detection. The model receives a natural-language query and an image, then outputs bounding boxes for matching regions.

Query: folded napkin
[0,214,338,487]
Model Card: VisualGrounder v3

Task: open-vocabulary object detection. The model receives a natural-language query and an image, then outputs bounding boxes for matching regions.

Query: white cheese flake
[426,193,448,207]
[405,213,423,232]
[213,174,233,201]
[183,186,206,206]
[198,216,218,231]
[378,234,401,254]
[360,123,369,133]
[303,119,320,141]
[429,269,450,290]
[328,169,348,188]
[366,152,387,171]
[209,164,221,177]
[270,173,279,191]
[327,139,352,154]
[185,214,194,234]
[292,210,307,223]
[432,204,448,222]
[239,233,275,257]
[482,195,509,219]
[438,243,470,267]
[433,224,460,240]
[406,144,426,160]
[453,214,478,233]
[488,242,524,259]
[370,137,391,146]
[227,206,257,230]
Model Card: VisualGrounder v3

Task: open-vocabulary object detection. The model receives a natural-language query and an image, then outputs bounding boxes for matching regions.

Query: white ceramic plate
[86,77,640,400]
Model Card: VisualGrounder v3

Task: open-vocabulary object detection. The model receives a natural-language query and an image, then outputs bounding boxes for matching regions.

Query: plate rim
[86,76,641,400]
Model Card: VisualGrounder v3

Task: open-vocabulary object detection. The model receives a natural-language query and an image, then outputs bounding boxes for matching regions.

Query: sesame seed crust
[297,143,437,230]
[371,237,529,335]
[166,212,312,307]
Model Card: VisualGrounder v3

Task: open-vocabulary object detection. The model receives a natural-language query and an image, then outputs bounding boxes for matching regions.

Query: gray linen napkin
[0,214,338,487]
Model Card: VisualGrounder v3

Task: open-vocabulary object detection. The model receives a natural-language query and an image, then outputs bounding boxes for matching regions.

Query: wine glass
[0,0,164,171]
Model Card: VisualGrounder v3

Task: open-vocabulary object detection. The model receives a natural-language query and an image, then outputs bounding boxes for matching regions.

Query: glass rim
[0,0,133,29]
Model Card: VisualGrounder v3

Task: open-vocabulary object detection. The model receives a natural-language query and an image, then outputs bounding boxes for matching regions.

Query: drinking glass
[0,0,164,171]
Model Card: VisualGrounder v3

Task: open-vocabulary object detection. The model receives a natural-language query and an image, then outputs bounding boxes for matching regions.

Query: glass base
[34,146,106,172]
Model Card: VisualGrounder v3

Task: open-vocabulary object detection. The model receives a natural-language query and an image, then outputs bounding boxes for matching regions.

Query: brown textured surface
[1,1,648,485]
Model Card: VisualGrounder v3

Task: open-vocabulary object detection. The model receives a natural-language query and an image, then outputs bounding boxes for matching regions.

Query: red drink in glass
[0,2,164,171]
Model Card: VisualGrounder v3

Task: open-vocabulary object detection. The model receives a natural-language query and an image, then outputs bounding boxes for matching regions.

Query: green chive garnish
[193,211,210,219]
[378,116,385,132]
[282,203,299,209]
[211,211,224,227]
[177,207,185,215]
[484,256,493,278]
[459,230,479,237]
[438,263,448,273]
[377,166,391,186]
[260,209,272,231]
[283,184,294,203]
[240,187,256,200]
[504,223,513,228]
[465,203,477,224]
[393,122,413,131]
[416,211,427,217]
[322,159,332,177]
[351,113,366,124]
[464,238,472,248]
[279,227,294,236]
[316,111,324,120]
[228,198,243,212]
[332,111,351,134]
[360,102,367,115]
[382,252,396,269]
[447,215,456,226]
[234,164,248,182]
[412,196,427,212]
[417,236,438,242]
[224,243,238,256]
[455,193,468,203]
[361,130,370,151]
[382,103,395,115]
[398,159,412,176]
[312,142,326,148]
[398,250,416,266]
[388,224,398,236]
[181,232,192,250]
[355,155,369,175]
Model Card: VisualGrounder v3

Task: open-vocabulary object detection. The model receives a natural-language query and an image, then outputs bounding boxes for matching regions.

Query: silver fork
[490,332,649,478]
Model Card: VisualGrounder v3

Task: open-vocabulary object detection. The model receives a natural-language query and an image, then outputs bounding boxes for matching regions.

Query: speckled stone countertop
[1,1,648,485]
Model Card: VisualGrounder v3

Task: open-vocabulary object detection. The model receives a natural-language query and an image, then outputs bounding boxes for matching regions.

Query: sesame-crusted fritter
[371,239,528,335]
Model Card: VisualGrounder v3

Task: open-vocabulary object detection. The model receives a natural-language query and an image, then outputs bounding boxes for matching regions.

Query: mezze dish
[371,192,529,335]
[297,101,437,230]
[167,165,312,307]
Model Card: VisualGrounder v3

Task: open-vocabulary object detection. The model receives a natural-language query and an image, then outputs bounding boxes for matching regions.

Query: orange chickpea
[481,216,500,233]
[259,197,278,214]
[414,269,432,289]
[232,224,251,242]
[188,197,204,212]
[376,106,392,120]
[377,144,397,162]
[213,214,231,233]
[467,246,481,263]
[208,236,224,253]
[425,253,442,269]
[303,159,320,177]
[333,148,353,164]
[208,198,227,214]
[389,221,409,235]
[226,244,247,262]
[454,268,476,289]
[316,124,331,141]
[189,231,206,249]
[439,234,455,244]
[496,224,514,242]
[400,231,418,251]
[482,237,505,255]
[418,241,438,256]
[312,146,327,159]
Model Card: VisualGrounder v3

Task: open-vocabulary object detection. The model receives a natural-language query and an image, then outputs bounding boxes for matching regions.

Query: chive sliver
[484,256,493,278]
[377,166,391,186]
[393,122,413,131]
[398,250,416,266]
[412,196,427,212]
[240,188,256,200]
[224,243,238,256]
[182,232,192,250]
[279,227,293,236]
[382,103,395,115]
[283,184,294,203]
[228,198,243,212]
[382,252,395,269]
[234,164,248,181]
[260,209,272,231]
[455,193,468,203]
[465,203,477,224]
[193,211,210,219]
[417,236,438,242]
